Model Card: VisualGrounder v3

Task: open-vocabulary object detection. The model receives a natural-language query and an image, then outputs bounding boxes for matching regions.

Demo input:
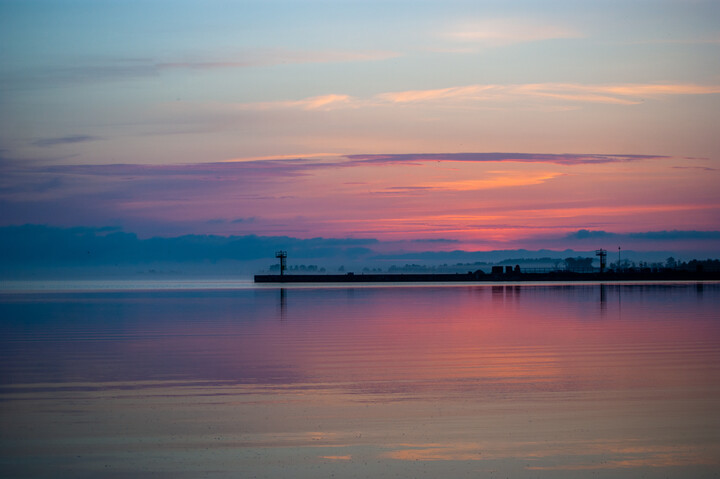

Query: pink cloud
[229,82,720,113]
[444,18,582,46]
[374,83,720,107]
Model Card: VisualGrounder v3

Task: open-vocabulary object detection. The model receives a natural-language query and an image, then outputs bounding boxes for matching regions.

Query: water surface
[1,282,719,478]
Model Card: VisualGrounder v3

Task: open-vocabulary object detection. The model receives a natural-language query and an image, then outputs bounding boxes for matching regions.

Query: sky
[1,0,719,262]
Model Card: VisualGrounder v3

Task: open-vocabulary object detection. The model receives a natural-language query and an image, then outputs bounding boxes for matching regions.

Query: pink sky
[1,1,719,255]
[2,152,718,254]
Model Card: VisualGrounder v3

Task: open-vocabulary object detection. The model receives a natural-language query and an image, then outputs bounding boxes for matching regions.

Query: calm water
[1,282,719,478]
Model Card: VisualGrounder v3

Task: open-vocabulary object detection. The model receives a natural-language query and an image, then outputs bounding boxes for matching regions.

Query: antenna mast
[595,248,607,273]
[275,251,287,276]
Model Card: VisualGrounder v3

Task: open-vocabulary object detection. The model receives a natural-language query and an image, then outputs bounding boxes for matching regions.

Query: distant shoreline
[255,270,720,283]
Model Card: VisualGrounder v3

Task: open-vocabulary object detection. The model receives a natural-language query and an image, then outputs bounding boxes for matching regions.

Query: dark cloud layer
[0,225,377,267]
[567,229,720,241]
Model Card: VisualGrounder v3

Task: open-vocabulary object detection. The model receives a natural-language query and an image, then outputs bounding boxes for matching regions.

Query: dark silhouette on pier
[255,252,720,283]
[275,251,287,276]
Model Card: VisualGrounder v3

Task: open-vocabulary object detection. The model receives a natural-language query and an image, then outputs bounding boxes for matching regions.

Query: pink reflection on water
[67,284,716,405]
[2,283,719,477]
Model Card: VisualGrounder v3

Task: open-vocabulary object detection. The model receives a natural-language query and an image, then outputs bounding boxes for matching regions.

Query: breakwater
[255,270,720,283]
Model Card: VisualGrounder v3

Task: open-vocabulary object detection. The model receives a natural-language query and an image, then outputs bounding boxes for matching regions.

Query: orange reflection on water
[383,440,718,470]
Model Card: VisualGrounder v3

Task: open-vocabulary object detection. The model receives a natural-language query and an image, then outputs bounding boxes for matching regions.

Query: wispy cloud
[4,49,400,90]
[224,153,341,163]
[672,166,717,172]
[157,49,399,70]
[415,171,562,191]
[250,94,355,112]
[32,135,100,147]
[375,85,490,103]
[444,18,581,46]
[0,159,332,204]
[376,83,720,106]
[239,82,720,112]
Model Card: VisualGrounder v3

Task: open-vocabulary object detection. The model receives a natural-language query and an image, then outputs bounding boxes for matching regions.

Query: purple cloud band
[567,229,720,241]
[0,151,677,211]
[345,152,669,166]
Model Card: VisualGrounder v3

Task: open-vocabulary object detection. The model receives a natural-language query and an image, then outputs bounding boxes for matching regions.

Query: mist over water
[1,282,719,478]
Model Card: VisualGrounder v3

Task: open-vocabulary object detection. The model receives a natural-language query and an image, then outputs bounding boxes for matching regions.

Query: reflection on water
[279,287,287,321]
[1,282,719,478]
